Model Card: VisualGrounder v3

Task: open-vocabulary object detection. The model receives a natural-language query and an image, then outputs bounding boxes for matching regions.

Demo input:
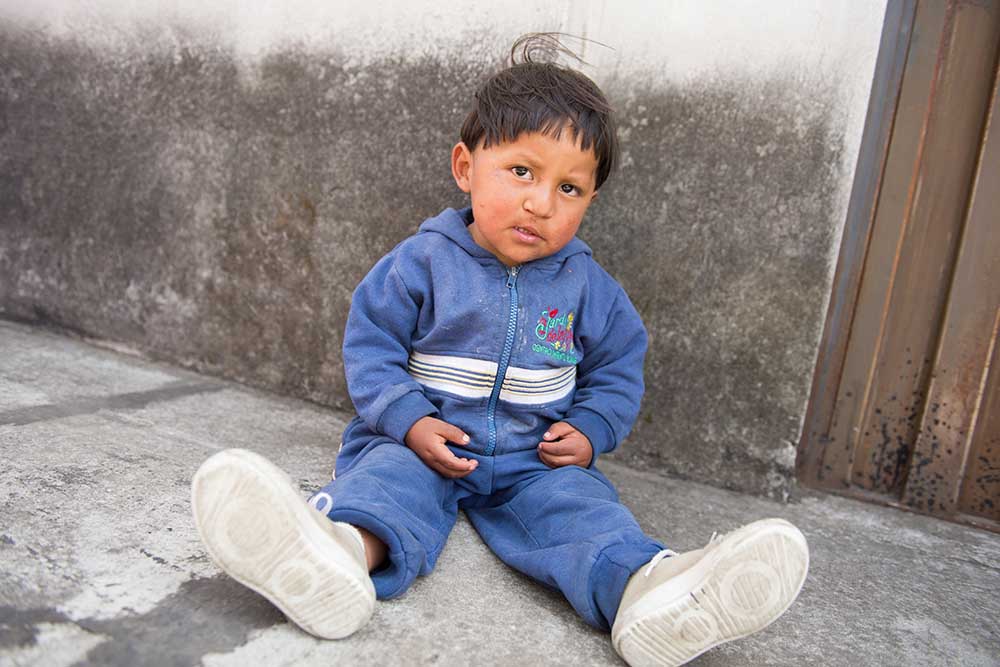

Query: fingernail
[462,434,470,443]
[543,432,551,439]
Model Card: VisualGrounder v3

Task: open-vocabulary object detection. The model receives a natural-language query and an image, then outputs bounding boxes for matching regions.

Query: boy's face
[451,130,599,267]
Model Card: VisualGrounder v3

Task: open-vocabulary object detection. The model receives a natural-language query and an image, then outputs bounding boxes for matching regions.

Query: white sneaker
[191,448,375,639]
[611,518,809,666]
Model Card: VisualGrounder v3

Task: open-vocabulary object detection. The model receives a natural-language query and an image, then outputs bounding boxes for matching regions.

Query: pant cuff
[589,540,667,631]
[326,507,413,599]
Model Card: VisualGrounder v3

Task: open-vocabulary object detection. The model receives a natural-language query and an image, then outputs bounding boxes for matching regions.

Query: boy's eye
[560,183,580,196]
[512,166,531,179]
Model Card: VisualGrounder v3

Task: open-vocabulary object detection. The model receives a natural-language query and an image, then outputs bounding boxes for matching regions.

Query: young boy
[191,36,809,666]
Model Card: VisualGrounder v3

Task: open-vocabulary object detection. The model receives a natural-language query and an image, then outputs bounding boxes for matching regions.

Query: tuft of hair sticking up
[460,33,619,190]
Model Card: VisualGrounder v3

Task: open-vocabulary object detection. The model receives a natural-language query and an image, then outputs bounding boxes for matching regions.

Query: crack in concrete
[0,381,225,426]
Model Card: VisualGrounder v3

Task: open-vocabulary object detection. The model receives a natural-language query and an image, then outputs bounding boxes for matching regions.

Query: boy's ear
[451,142,473,193]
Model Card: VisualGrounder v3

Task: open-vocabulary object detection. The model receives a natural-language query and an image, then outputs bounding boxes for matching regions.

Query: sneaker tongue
[619,547,705,609]
[332,521,366,552]
[657,547,710,585]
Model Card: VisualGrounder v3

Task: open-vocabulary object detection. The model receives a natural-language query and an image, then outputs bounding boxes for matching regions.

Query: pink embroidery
[535,308,576,354]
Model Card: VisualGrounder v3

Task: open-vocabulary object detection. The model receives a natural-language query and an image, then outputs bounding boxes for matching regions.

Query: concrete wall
[0,0,887,499]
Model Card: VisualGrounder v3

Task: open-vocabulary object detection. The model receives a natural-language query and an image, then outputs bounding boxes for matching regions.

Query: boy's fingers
[434,444,477,471]
[538,438,581,456]
[538,449,578,468]
[438,422,471,447]
[437,454,471,471]
[538,442,579,459]
[436,464,467,479]
[537,449,556,467]
[432,460,466,478]
[442,459,476,479]
[543,421,576,440]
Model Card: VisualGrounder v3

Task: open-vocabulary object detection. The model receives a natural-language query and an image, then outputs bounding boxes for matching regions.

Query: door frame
[797,0,1000,530]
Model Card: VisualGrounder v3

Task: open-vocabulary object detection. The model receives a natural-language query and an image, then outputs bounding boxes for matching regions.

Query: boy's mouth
[513,226,542,242]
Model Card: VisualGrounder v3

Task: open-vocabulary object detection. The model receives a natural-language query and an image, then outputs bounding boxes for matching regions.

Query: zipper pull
[506,266,519,289]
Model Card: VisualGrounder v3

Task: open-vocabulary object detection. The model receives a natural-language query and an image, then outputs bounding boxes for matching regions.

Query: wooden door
[798,0,1000,532]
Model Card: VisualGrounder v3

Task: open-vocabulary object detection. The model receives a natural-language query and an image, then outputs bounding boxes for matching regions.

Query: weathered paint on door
[799,0,1000,532]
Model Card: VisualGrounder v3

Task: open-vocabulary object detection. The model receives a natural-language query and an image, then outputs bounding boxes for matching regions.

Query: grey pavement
[1,317,998,667]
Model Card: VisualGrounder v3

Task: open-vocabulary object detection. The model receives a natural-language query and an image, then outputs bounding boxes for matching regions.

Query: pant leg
[464,461,666,631]
[310,439,463,599]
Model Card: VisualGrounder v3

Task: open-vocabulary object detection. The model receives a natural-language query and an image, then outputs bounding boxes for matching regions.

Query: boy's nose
[523,187,555,218]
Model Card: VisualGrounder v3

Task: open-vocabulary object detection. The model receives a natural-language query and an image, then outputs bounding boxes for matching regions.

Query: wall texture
[0,1,887,499]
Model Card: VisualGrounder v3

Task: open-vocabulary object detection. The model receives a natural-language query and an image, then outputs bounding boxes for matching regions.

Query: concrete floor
[1,317,998,667]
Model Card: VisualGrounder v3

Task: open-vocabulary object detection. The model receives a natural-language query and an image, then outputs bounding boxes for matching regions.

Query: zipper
[485,265,520,456]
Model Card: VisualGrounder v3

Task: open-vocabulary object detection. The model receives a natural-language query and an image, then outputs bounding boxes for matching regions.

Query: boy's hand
[537,422,593,468]
[404,416,478,479]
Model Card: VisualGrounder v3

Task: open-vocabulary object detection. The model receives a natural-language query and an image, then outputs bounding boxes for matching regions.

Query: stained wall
[0,0,888,498]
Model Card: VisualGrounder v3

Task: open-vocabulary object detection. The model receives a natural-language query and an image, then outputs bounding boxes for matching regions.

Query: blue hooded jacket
[341,206,647,463]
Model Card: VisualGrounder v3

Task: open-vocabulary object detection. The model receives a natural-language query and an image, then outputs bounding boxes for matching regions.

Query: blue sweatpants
[310,438,665,631]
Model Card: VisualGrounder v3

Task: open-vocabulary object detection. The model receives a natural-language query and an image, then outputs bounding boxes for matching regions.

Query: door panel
[901,74,1000,523]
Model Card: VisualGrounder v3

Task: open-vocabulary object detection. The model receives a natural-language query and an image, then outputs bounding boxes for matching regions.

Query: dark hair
[460,33,619,190]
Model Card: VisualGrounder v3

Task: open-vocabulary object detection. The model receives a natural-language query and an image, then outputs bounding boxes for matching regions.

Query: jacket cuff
[376,391,438,444]
[564,408,617,460]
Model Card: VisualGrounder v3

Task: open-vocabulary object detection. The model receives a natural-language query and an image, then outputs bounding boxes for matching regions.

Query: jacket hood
[417,207,593,266]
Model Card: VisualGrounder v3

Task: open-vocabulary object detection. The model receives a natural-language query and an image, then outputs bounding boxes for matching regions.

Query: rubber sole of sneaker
[612,518,809,667]
[191,448,375,639]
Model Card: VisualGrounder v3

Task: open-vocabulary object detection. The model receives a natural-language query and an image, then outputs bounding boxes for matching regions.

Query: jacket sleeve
[343,253,438,443]
[562,287,647,460]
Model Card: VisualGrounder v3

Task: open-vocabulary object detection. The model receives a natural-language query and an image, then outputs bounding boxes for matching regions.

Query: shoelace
[642,548,679,577]
[643,530,723,577]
